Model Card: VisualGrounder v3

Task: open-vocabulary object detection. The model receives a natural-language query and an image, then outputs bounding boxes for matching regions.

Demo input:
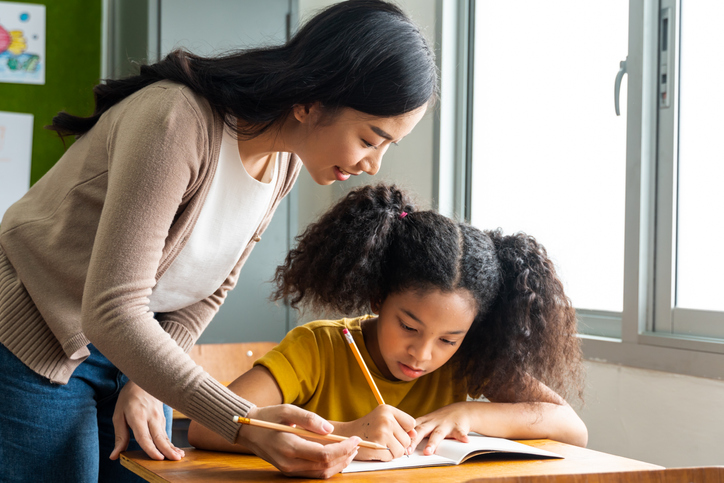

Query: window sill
[581,334,724,380]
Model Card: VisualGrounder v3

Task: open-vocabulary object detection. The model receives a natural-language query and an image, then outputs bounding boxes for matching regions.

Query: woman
[0,1,435,481]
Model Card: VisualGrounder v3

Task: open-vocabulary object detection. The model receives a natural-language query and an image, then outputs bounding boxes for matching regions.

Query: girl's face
[366,288,477,382]
[290,103,427,185]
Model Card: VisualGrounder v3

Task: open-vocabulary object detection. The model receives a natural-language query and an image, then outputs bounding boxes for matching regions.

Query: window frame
[653,0,724,339]
[442,0,724,380]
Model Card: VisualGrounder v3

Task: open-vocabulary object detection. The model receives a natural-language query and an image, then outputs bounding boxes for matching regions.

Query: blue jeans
[0,342,172,483]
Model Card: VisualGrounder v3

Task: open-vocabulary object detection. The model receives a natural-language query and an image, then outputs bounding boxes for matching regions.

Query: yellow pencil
[342,328,386,405]
[232,416,387,450]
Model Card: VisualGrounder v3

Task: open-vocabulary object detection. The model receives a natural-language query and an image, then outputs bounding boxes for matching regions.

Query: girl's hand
[110,381,185,461]
[334,405,417,461]
[411,402,473,455]
[413,397,589,450]
[238,405,360,479]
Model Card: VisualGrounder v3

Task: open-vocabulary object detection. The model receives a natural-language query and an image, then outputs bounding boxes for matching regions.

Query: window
[469,0,629,336]
[653,0,724,339]
[463,0,724,378]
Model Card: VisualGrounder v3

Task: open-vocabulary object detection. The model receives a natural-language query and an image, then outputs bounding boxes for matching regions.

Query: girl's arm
[411,378,587,455]
[187,365,284,453]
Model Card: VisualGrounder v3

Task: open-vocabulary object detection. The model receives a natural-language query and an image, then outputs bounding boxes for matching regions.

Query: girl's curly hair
[273,184,583,404]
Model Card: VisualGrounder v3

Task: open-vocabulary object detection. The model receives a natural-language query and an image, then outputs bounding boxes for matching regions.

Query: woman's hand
[109,381,185,461]
[238,405,360,479]
[411,402,473,455]
[333,404,417,461]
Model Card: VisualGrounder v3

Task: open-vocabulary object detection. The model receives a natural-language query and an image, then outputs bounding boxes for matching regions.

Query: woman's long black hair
[48,0,437,139]
[272,184,584,404]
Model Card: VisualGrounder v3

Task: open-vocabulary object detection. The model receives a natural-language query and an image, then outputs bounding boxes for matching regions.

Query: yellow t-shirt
[254,315,468,422]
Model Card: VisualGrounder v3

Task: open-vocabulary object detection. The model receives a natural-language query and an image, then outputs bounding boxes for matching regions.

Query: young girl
[188,184,587,461]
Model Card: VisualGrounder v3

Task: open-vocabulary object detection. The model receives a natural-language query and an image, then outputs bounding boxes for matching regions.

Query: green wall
[0,0,102,184]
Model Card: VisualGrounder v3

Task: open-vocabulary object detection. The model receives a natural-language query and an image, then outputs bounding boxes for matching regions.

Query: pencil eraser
[342,329,349,334]
[232,415,239,422]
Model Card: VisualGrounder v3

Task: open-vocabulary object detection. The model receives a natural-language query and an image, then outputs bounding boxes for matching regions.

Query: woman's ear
[292,102,320,124]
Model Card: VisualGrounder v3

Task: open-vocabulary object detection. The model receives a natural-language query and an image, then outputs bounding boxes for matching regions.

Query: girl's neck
[361,316,396,380]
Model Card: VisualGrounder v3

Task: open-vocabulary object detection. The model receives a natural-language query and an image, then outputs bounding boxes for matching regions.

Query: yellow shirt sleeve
[253,325,321,406]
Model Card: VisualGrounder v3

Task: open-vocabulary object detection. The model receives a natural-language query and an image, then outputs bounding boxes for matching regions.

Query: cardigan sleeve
[81,83,253,443]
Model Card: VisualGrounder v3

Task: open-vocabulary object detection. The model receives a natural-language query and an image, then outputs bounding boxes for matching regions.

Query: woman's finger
[275,405,334,435]
[124,410,166,461]
[309,446,360,479]
[109,414,131,460]
[287,432,361,466]
[148,413,184,461]
[255,431,360,477]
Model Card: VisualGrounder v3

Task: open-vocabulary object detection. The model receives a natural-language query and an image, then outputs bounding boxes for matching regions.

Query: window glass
[470,1,629,311]
[675,0,724,312]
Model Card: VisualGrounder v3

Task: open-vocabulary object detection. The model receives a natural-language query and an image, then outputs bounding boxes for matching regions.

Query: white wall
[298,0,724,470]
[581,361,724,467]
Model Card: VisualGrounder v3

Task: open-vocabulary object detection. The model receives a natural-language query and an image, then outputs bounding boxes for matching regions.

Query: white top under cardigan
[149,128,278,313]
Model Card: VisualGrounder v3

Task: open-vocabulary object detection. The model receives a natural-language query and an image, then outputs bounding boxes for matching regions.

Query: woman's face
[290,103,427,185]
[367,288,477,382]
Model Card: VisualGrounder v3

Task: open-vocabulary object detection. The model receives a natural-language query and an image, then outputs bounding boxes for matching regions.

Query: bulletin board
[0,0,101,184]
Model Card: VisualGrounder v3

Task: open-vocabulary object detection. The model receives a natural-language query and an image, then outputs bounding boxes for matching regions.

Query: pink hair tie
[399,211,408,219]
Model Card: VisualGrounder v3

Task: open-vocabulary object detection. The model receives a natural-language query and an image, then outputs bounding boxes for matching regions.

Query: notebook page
[434,434,562,463]
[342,434,562,473]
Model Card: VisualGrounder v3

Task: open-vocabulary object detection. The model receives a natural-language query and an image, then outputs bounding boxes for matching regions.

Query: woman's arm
[188,365,283,452]
[189,366,416,461]
[411,379,587,455]
[189,368,361,479]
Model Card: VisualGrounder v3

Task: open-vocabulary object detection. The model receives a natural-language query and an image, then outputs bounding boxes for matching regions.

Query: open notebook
[342,434,563,473]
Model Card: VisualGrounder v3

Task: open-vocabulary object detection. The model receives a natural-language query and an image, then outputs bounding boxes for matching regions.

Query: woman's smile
[334,166,355,181]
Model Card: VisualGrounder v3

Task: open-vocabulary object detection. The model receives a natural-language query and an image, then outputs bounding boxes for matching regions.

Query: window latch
[614,57,628,116]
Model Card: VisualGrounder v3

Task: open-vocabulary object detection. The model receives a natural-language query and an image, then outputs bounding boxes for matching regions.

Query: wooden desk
[121,439,666,482]
[468,466,724,482]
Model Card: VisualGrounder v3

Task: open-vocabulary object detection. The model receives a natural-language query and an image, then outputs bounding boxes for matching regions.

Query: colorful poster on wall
[0,1,45,85]
[0,111,33,219]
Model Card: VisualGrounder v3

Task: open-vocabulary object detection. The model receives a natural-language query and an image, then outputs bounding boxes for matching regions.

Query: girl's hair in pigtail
[272,184,415,314]
[275,183,583,404]
[457,230,583,404]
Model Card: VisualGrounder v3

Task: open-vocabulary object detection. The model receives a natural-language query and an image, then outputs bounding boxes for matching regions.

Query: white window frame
[437,0,724,380]
[652,0,724,341]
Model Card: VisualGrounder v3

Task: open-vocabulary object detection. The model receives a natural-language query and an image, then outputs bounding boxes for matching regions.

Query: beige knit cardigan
[0,80,302,443]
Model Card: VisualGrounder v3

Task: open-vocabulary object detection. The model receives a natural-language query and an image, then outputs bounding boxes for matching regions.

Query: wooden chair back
[187,341,277,385]
[173,341,277,420]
